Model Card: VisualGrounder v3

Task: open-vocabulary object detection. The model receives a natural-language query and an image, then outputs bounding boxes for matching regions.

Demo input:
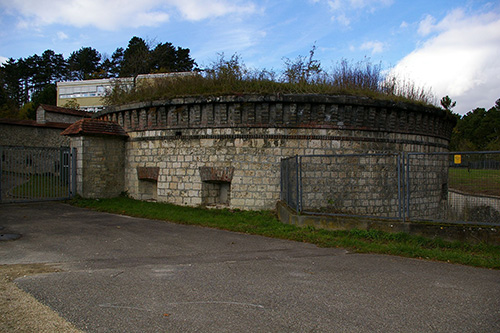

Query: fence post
[295,155,300,213]
[299,155,304,213]
[289,158,292,208]
[71,147,77,198]
[402,153,406,222]
[0,146,3,202]
[397,153,402,221]
[405,153,411,221]
[280,158,283,202]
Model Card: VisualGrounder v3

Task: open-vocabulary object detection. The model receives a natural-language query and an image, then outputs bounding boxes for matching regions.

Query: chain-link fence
[281,151,500,225]
[281,153,403,219]
[407,151,500,225]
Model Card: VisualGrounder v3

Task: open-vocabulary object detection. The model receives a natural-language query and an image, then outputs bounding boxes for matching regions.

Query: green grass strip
[68,196,500,269]
[12,175,69,198]
[449,168,500,196]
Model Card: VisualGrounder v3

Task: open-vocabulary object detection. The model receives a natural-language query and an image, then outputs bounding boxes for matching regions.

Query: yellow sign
[454,155,462,164]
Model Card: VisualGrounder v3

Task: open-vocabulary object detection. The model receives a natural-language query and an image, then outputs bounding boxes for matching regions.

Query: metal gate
[0,146,76,203]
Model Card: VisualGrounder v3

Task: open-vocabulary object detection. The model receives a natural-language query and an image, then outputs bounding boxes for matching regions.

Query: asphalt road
[1,202,499,332]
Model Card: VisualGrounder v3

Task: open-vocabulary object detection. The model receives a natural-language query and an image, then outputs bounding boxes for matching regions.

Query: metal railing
[0,146,76,203]
[281,151,500,225]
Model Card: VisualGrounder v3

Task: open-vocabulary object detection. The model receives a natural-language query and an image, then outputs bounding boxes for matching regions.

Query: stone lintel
[137,167,160,182]
[199,166,234,184]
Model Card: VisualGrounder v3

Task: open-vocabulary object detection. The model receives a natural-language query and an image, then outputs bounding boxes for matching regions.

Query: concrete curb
[276,201,500,245]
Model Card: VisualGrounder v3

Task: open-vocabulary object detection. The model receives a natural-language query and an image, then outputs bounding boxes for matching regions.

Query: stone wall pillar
[62,119,128,198]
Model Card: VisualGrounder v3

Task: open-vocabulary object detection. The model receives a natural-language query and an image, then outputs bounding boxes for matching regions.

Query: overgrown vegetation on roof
[104,49,436,107]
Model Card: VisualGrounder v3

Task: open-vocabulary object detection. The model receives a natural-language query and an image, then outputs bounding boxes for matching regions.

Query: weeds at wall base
[68,196,500,269]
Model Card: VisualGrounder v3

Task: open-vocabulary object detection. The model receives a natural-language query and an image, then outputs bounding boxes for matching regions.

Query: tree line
[0,36,196,119]
[1,37,498,152]
[449,98,500,151]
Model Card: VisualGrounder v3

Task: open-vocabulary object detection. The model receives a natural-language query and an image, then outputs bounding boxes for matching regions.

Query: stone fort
[61,94,455,212]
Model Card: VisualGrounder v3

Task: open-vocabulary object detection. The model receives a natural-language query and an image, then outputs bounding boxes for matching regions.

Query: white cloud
[1,0,169,30]
[169,0,255,21]
[57,31,69,40]
[391,9,500,114]
[318,0,393,27]
[0,0,256,30]
[348,0,393,10]
[0,56,8,64]
[332,13,351,26]
[417,14,436,36]
[327,0,342,11]
[360,40,384,54]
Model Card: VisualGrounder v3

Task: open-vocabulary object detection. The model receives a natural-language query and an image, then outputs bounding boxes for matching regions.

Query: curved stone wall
[99,94,454,140]
[97,94,455,210]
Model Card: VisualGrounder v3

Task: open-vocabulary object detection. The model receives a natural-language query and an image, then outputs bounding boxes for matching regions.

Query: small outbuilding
[36,104,92,124]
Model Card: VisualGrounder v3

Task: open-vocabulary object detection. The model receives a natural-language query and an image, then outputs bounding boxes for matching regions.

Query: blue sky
[1,0,499,115]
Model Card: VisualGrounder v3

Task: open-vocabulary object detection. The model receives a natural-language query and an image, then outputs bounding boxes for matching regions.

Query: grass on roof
[104,52,437,108]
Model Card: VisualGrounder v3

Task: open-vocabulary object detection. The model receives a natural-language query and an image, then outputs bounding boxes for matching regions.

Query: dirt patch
[0,264,83,332]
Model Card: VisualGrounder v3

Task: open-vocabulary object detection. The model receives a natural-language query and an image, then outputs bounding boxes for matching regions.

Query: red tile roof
[39,104,92,117]
[61,119,128,137]
[0,118,70,129]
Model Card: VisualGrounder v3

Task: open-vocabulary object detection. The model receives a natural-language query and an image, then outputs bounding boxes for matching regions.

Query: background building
[57,78,122,113]
[57,73,193,112]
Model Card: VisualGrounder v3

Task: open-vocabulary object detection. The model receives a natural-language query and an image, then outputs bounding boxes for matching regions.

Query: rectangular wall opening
[199,166,234,207]
[202,182,230,207]
[137,166,159,201]
[139,179,158,201]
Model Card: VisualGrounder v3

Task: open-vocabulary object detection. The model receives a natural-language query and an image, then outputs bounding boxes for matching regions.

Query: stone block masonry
[124,128,446,210]
[70,135,126,198]
[297,154,403,218]
[0,121,70,147]
[94,94,455,210]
